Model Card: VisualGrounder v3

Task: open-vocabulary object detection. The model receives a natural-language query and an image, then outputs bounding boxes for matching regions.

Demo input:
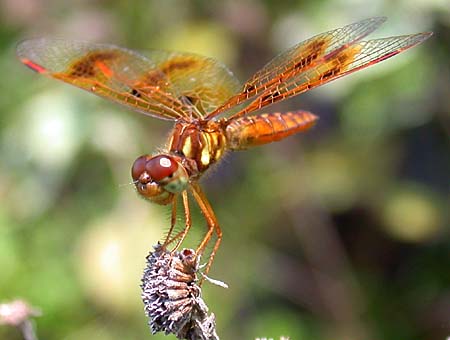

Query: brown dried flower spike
[141,244,219,340]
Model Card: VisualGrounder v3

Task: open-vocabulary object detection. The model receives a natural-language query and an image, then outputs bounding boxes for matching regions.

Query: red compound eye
[146,155,178,182]
[131,155,152,181]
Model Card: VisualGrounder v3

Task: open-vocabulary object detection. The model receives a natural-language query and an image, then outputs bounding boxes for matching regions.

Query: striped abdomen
[225,111,318,150]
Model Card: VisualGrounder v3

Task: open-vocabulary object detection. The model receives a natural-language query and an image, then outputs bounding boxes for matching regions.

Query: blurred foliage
[0,1,449,340]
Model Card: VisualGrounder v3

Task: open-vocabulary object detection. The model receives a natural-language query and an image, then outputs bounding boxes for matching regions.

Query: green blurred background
[0,1,449,339]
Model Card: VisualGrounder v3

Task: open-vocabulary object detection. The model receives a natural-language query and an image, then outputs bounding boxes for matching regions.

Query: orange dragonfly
[17,17,431,280]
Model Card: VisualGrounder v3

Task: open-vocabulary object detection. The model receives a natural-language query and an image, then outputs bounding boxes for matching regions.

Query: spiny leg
[162,192,192,251]
[164,228,184,246]
[171,190,192,252]
[162,195,178,249]
[190,182,222,283]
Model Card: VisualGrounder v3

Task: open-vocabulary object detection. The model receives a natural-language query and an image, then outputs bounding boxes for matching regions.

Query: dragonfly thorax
[168,120,227,174]
[131,154,189,205]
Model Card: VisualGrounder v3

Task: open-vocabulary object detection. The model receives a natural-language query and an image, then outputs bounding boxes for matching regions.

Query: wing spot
[130,88,141,98]
[141,71,166,86]
[161,58,197,74]
[321,68,339,80]
[293,38,328,70]
[68,51,117,78]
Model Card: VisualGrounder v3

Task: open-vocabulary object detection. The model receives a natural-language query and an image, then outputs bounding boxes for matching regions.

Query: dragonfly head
[131,154,189,205]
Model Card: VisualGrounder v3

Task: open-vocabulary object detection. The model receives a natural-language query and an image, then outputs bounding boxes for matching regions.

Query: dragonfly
[17,17,431,281]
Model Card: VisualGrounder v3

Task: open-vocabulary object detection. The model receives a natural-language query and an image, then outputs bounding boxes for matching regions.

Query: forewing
[17,38,194,120]
[205,17,387,119]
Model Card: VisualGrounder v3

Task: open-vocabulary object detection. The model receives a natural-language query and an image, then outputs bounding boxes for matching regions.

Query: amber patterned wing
[141,50,241,116]
[17,39,241,121]
[231,32,432,118]
[205,17,387,119]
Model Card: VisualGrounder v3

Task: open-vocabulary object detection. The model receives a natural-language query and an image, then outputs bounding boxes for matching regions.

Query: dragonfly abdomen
[225,111,318,150]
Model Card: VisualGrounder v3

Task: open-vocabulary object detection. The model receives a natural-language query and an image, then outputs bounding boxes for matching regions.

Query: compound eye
[131,155,152,181]
[146,155,178,182]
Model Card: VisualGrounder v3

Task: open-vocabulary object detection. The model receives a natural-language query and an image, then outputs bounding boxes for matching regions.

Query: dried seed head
[141,244,219,340]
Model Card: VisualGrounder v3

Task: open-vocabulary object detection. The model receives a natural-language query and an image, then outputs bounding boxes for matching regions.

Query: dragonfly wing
[142,50,241,116]
[205,17,387,119]
[17,38,193,120]
[238,32,432,115]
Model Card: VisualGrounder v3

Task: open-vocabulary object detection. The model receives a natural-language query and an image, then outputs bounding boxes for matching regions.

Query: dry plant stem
[19,320,38,340]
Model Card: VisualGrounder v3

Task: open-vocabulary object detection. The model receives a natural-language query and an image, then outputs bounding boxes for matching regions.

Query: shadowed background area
[0,1,448,339]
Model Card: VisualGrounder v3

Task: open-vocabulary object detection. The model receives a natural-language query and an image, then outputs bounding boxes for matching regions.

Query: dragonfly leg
[162,196,178,249]
[162,191,192,252]
[170,190,192,251]
[190,182,222,284]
